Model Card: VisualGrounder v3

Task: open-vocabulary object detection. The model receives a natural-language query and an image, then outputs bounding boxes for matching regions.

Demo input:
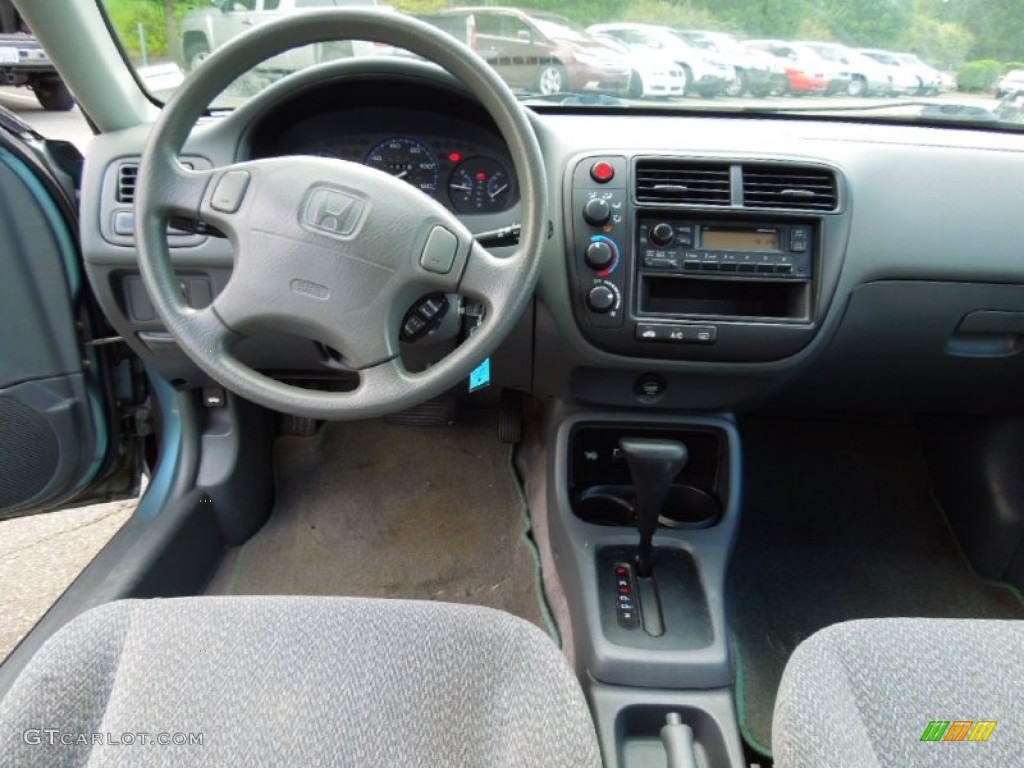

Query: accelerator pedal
[498,389,524,444]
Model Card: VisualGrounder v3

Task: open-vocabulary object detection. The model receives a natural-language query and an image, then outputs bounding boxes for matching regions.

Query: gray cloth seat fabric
[772,618,1024,768]
[0,596,603,768]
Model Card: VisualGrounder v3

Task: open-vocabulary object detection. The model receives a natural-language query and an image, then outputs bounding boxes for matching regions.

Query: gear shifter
[618,438,688,577]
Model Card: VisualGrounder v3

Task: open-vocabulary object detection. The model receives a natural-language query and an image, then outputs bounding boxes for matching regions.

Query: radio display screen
[701,228,779,252]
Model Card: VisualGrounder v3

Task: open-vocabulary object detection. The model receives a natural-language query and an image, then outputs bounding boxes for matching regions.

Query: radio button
[643,252,679,270]
[700,262,720,272]
[719,262,738,272]
[649,222,675,247]
[775,264,794,275]
[756,263,776,274]
[789,227,810,253]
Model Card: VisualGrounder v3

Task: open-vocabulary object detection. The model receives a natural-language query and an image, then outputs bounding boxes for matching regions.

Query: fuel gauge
[448,157,513,213]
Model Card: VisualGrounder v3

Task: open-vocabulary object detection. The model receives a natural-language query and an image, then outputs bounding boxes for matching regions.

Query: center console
[545,408,747,767]
[566,154,846,363]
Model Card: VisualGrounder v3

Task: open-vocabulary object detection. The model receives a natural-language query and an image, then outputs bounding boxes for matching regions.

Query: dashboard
[78,58,1024,416]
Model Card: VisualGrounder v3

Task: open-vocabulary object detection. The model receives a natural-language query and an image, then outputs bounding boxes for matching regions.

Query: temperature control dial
[585,241,615,270]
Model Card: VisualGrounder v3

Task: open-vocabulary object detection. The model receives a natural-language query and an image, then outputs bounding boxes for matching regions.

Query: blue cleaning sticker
[468,357,491,393]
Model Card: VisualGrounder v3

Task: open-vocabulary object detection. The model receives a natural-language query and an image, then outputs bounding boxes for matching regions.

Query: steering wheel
[136,10,547,420]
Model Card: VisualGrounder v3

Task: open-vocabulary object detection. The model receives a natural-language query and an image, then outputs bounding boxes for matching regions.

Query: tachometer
[364,137,439,196]
[448,157,512,213]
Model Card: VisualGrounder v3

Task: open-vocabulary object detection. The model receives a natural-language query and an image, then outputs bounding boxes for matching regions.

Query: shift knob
[618,438,688,577]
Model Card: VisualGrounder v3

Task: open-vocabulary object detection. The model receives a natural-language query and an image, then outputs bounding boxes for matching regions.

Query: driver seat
[0,596,603,767]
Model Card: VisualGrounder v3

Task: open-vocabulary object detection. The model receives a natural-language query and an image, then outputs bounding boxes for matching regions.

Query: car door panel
[0,125,134,519]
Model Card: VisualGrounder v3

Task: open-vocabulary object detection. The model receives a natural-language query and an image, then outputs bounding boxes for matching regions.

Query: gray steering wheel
[136,10,547,420]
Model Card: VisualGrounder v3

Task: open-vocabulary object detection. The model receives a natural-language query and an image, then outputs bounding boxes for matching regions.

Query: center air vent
[741,165,837,211]
[116,163,138,204]
[635,160,731,206]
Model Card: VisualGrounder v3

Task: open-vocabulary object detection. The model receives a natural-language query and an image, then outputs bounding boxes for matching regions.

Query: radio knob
[586,284,617,313]
[585,241,615,270]
[649,222,675,247]
[582,198,611,226]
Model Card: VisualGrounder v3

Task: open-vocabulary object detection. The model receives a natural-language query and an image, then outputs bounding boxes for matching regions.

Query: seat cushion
[0,596,602,767]
[772,618,1024,768]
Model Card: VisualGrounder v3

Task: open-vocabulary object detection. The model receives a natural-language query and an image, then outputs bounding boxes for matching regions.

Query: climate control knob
[649,222,676,247]
[582,198,611,226]
[586,284,617,313]
[585,241,615,270]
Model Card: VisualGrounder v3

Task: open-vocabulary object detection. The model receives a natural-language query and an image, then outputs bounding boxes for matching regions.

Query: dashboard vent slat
[116,163,138,204]
[741,165,837,211]
[635,160,731,206]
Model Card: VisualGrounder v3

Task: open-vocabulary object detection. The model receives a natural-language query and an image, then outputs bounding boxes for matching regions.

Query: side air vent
[635,160,731,206]
[116,163,138,204]
[741,165,837,211]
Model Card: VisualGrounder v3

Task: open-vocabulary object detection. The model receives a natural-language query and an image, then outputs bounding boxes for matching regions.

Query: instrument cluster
[297,131,517,215]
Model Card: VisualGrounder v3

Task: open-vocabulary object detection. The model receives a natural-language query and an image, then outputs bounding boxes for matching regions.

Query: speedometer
[364,138,439,196]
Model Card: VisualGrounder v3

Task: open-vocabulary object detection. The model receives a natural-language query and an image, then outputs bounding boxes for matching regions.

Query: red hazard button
[590,161,615,183]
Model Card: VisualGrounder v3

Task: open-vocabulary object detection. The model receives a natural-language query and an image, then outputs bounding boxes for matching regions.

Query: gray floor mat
[727,416,1024,756]
[206,411,545,629]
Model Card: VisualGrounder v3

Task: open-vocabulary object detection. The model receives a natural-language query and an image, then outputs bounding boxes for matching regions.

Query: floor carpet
[206,410,547,630]
[727,416,1024,755]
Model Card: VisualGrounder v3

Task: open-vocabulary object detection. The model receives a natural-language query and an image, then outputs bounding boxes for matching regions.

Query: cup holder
[575,483,721,529]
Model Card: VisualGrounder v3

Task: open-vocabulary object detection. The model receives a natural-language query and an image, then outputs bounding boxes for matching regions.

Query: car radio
[637,218,813,280]
[566,155,826,364]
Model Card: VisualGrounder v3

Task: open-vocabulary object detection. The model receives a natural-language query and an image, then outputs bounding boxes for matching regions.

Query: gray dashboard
[79,58,1024,414]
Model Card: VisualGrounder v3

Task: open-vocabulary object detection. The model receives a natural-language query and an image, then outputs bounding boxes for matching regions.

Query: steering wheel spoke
[458,242,523,311]
[146,162,217,219]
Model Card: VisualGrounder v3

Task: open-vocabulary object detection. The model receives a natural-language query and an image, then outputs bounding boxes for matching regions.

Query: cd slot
[640,275,810,320]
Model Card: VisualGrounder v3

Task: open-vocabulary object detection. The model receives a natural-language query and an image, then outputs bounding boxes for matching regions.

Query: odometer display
[364,137,439,196]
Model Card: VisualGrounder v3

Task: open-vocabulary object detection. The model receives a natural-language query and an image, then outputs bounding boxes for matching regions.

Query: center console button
[587,284,617,312]
[582,197,611,226]
[634,373,667,401]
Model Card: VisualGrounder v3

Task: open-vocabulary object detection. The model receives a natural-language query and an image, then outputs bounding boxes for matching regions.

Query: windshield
[98,0,1024,130]
[530,14,591,43]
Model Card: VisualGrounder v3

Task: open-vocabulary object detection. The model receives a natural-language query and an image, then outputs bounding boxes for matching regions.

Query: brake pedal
[384,395,456,427]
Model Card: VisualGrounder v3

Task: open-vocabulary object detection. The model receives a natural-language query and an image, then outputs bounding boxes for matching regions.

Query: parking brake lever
[618,438,688,578]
